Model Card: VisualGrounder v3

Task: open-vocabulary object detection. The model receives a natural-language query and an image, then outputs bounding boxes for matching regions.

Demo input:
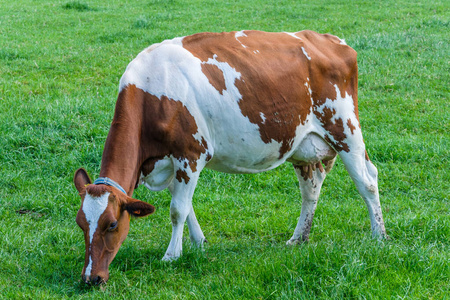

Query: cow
[73,30,387,285]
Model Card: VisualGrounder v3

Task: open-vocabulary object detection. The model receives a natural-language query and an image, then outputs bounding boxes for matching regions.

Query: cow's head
[73,168,155,285]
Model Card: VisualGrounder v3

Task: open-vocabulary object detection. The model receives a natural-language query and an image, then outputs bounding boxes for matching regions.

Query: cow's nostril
[91,275,104,285]
[82,275,89,284]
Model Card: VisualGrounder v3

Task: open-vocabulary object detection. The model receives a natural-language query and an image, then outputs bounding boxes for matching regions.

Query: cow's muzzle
[82,274,107,286]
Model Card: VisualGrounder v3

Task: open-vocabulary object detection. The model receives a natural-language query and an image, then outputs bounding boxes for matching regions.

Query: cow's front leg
[162,166,203,261]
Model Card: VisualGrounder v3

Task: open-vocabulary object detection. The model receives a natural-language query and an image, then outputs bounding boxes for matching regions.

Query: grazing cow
[74,30,387,285]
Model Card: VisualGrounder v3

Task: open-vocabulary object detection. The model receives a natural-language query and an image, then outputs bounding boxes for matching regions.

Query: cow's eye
[108,221,118,231]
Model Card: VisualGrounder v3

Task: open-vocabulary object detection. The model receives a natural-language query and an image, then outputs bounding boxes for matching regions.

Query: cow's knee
[170,201,189,226]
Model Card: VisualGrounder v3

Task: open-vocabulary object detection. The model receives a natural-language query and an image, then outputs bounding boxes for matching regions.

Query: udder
[287,133,336,165]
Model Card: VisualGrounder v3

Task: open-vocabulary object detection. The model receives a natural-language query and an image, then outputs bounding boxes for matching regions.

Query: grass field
[0,0,449,298]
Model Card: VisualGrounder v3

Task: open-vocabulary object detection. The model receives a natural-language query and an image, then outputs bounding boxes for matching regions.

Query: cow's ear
[124,198,155,217]
[74,168,92,193]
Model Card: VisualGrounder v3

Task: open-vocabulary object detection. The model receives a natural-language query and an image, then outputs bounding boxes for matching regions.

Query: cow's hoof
[191,237,208,248]
[374,232,390,241]
[286,238,308,246]
[162,254,180,262]
[372,227,389,240]
[286,239,300,246]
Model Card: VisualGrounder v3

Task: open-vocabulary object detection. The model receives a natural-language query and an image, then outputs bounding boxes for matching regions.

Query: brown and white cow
[74,30,387,284]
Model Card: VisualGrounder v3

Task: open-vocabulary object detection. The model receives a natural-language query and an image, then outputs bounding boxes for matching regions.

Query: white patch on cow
[301,47,311,60]
[86,257,93,278]
[204,54,242,98]
[284,32,302,40]
[145,42,161,52]
[304,79,313,106]
[82,192,109,277]
[192,131,204,145]
[260,112,266,124]
[235,30,247,38]
[177,157,195,178]
[340,39,347,45]
[315,84,362,147]
[235,30,248,48]
[304,81,312,97]
[141,37,183,53]
[253,50,260,54]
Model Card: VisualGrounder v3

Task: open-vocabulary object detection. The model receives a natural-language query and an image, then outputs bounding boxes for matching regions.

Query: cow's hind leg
[287,158,335,245]
[338,149,387,238]
[163,165,205,261]
[186,203,207,246]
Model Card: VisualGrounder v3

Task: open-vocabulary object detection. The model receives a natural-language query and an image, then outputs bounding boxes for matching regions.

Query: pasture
[0,0,448,298]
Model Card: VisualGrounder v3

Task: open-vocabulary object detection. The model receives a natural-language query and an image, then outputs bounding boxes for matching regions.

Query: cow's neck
[98,86,145,196]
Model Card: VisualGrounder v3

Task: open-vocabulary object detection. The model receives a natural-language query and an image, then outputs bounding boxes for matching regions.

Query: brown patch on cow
[201,63,226,95]
[140,158,157,177]
[176,169,190,183]
[206,152,212,161]
[86,184,110,198]
[365,150,370,161]
[99,85,208,191]
[324,134,349,153]
[200,137,208,149]
[347,118,356,134]
[312,99,349,153]
[327,118,347,147]
[315,105,349,153]
[140,91,208,172]
[182,30,358,159]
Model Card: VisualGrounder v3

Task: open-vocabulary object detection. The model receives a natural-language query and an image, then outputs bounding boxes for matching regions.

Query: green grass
[0,0,448,298]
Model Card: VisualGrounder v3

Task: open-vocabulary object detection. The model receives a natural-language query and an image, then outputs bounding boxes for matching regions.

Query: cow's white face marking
[82,192,110,276]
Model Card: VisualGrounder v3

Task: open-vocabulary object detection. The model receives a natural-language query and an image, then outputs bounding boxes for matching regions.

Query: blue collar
[93,177,127,194]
